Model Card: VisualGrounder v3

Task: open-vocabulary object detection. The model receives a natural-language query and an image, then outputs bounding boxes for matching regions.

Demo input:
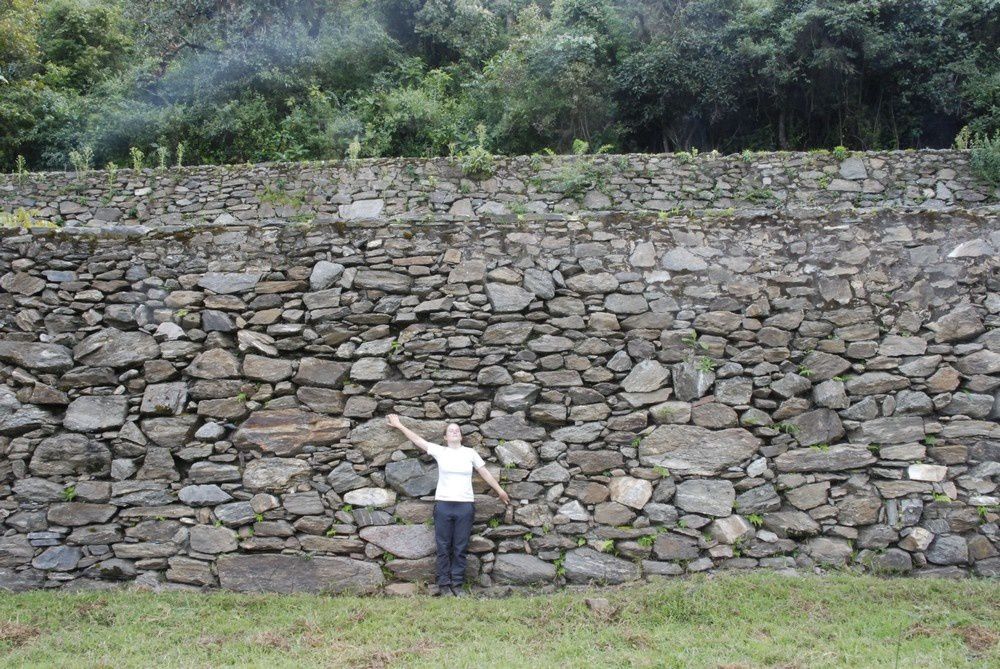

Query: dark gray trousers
[433,501,475,587]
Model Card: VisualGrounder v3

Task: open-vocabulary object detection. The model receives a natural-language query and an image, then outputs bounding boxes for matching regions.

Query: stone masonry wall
[1,151,999,593]
[1,150,996,231]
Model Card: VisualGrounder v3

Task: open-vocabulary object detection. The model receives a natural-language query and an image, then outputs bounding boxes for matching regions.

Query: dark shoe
[450,586,467,598]
[433,585,454,597]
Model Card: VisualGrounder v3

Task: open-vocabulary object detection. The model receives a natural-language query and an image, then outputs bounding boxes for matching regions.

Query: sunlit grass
[0,573,997,668]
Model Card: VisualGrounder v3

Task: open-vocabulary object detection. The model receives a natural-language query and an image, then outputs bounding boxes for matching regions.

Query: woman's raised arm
[386,414,432,453]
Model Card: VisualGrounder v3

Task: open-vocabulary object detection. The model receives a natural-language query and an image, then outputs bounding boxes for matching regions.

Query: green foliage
[0,208,59,229]
[104,161,118,187]
[61,485,77,502]
[2,0,999,171]
[457,124,495,179]
[969,130,1000,185]
[129,147,143,171]
[695,356,717,372]
[747,513,764,528]
[776,422,800,435]
[155,145,169,170]
[68,145,92,174]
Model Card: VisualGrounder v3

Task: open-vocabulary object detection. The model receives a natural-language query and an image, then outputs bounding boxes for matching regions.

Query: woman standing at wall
[386,414,511,596]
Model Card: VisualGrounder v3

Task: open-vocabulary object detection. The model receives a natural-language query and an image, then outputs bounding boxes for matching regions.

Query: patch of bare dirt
[0,621,41,647]
[957,624,998,653]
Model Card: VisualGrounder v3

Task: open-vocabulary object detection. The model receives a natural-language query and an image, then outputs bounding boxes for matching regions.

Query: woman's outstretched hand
[386,413,401,429]
[498,490,511,505]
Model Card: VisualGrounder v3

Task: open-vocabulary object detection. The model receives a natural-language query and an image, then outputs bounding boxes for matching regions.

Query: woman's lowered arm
[386,414,432,453]
[475,466,511,505]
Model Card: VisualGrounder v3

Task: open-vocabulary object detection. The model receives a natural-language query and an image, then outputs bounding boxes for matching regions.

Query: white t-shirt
[426,443,485,502]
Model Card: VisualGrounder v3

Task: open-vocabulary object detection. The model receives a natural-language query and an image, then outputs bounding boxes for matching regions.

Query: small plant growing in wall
[105,162,119,189]
[0,208,59,229]
[696,356,717,372]
[553,552,567,577]
[456,124,496,180]
[175,142,186,167]
[541,138,612,201]
[748,513,764,528]
[155,146,169,170]
[966,129,1000,185]
[69,145,93,176]
[129,147,145,172]
[775,422,799,435]
[61,485,77,502]
[15,155,28,185]
[832,145,850,161]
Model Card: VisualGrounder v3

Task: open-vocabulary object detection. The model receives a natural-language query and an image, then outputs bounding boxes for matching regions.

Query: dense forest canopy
[1,0,998,170]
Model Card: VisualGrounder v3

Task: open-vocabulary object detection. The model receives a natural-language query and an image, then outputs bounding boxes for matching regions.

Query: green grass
[0,573,997,668]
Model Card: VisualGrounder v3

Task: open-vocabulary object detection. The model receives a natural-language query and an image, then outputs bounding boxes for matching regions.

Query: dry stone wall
[1,150,999,593]
[1,150,996,229]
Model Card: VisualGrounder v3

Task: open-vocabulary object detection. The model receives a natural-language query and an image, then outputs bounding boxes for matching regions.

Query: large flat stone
[197,272,262,294]
[491,553,556,585]
[63,396,129,432]
[0,341,74,373]
[562,548,639,584]
[774,446,876,472]
[73,328,160,368]
[638,425,760,474]
[233,409,350,456]
[217,554,383,593]
[359,524,435,559]
[30,434,111,476]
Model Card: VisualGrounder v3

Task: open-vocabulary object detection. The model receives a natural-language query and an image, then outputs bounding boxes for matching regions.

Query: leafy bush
[969,130,1000,185]
[457,124,495,179]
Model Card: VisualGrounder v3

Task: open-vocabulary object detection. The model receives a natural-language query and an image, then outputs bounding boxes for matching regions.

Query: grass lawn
[0,573,997,668]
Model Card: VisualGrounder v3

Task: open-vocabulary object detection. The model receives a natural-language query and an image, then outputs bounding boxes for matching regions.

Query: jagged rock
[186,348,241,379]
[674,479,735,517]
[928,306,984,343]
[485,283,535,312]
[140,382,188,415]
[620,360,669,392]
[30,434,111,476]
[0,341,74,372]
[608,477,653,509]
[787,409,844,447]
[242,458,312,492]
[480,414,546,441]
[179,484,233,506]
[63,396,129,432]
[310,261,345,290]
[385,458,438,497]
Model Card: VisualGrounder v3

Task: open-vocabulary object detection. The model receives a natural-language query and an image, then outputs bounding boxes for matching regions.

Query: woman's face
[445,423,462,443]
